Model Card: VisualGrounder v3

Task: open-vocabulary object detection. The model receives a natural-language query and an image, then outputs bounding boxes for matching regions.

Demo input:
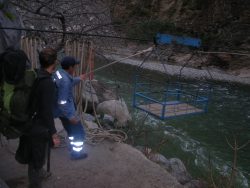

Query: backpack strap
[0,84,4,113]
[27,76,50,119]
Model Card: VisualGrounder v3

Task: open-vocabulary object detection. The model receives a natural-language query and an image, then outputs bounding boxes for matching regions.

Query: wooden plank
[138,102,203,118]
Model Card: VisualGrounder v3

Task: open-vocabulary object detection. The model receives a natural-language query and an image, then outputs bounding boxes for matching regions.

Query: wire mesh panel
[133,75,211,120]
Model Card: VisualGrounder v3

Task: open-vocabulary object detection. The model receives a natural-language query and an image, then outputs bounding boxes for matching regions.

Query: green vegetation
[125,116,168,154]
[111,0,249,50]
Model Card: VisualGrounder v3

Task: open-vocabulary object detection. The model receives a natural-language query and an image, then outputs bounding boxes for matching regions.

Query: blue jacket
[53,69,81,120]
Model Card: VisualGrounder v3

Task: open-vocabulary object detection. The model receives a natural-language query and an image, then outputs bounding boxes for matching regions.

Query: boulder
[101,114,115,128]
[135,148,196,186]
[148,153,171,170]
[91,80,119,103]
[82,113,96,122]
[183,180,208,188]
[84,120,99,130]
[167,158,192,185]
[96,99,132,127]
[0,178,9,188]
[0,0,22,53]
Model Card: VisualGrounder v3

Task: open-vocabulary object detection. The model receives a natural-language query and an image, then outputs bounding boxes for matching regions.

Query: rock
[99,114,115,129]
[172,54,193,66]
[0,178,9,188]
[91,80,119,103]
[238,68,250,78]
[183,180,208,188]
[84,120,99,129]
[207,54,230,69]
[103,114,115,122]
[135,146,152,156]
[148,153,171,170]
[102,114,115,126]
[0,0,22,53]
[83,113,96,122]
[96,99,132,127]
[145,153,194,185]
[217,54,232,63]
[167,158,192,185]
[148,153,169,165]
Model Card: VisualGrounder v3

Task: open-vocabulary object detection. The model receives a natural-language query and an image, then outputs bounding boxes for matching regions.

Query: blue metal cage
[133,76,211,120]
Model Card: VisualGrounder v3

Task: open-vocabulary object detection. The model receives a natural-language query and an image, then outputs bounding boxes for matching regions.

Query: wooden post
[90,46,94,80]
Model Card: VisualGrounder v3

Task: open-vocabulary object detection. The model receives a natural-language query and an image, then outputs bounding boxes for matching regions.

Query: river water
[95,61,250,187]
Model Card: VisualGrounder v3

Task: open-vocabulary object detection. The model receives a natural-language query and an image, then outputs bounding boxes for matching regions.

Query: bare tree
[10,0,118,49]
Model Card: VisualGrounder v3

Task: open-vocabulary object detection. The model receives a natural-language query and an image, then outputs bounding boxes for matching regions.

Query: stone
[149,153,171,171]
[91,80,119,103]
[83,113,96,122]
[183,180,208,188]
[0,0,22,53]
[102,114,115,125]
[96,99,132,127]
[168,158,192,185]
[148,153,170,166]
[0,178,9,188]
[84,120,99,130]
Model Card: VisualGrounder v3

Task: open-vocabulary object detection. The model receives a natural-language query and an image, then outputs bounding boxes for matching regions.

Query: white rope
[84,46,154,77]
[73,43,154,144]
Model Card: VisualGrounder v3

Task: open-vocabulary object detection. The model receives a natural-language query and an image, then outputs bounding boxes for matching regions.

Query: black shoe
[71,152,88,160]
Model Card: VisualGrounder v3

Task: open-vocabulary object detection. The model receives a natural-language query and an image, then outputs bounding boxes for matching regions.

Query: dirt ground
[0,122,183,188]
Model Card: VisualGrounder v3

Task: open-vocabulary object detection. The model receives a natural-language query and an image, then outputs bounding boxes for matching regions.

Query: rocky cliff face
[10,0,249,71]
[110,0,250,51]
[0,0,22,53]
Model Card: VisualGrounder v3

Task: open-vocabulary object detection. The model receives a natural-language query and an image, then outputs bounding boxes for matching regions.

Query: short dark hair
[61,63,74,70]
[39,48,57,68]
[60,56,79,70]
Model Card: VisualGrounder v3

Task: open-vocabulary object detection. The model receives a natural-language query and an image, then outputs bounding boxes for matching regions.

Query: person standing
[16,48,60,188]
[53,56,87,160]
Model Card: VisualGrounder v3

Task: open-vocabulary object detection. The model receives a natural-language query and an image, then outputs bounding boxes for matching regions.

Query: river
[95,60,250,187]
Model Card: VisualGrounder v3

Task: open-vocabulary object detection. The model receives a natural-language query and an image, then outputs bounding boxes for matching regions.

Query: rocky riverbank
[0,120,183,188]
[0,78,208,188]
[103,53,250,86]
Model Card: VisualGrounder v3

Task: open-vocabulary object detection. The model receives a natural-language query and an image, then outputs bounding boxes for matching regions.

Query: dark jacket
[15,69,56,168]
[30,69,57,137]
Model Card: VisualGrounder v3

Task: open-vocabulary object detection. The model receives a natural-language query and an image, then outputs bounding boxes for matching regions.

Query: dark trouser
[28,164,43,188]
[16,135,49,188]
[28,136,48,188]
[59,117,85,153]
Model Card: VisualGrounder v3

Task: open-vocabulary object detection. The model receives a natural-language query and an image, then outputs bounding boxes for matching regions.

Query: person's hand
[69,117,79,125]
[79,74,87,80]
[52,134,60,147]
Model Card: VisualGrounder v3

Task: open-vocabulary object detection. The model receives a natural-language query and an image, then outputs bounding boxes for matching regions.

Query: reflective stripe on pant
[59,117,85,153]
[68,136,84,152]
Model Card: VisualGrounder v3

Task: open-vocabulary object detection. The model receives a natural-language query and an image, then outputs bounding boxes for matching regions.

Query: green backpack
[0,69,37,139]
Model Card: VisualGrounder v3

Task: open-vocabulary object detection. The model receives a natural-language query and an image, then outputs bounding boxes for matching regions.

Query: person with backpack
[0,48,32,138]
[53,56,88,160]
[15,48,60,188]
